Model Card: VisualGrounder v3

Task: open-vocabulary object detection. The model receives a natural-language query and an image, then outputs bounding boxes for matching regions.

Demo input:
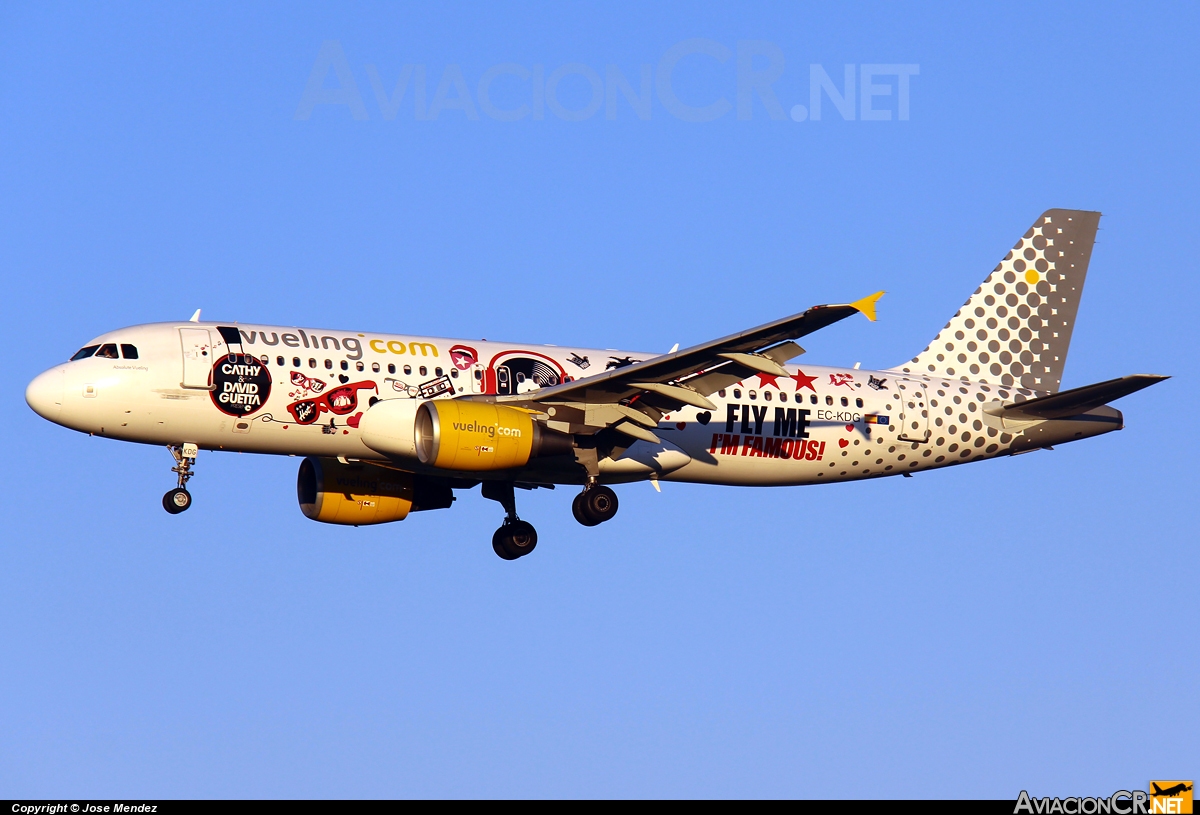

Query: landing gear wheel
[163,488,192,514]
[575,485,618,526]
[493,520,538,559]
[492,532,518,560]
[572,492,601,527]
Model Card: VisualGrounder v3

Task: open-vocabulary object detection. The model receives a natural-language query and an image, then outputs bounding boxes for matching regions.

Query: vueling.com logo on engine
[452,421,522,439]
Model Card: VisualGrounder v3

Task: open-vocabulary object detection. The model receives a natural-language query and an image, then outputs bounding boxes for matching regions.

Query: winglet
[189,309,202,322]
[849,291,885,322]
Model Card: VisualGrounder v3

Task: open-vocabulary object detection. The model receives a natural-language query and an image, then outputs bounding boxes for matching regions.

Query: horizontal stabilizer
[988,374,1168,420]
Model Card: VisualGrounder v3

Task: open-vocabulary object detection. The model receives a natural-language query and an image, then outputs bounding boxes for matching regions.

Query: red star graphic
[792,369,817,391]
[756,372,780,389]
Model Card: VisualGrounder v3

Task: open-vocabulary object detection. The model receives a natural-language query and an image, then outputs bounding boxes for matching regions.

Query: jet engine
[297,456,453,525]
[415,400,573,471]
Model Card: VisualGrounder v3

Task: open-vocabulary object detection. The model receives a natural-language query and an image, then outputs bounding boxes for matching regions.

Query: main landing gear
[482,481,538,561]
[572,482,619,527]
[163,443,198,514]
[481,479,620,560]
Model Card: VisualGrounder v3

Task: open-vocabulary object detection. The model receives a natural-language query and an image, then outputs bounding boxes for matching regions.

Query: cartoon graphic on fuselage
[26,210,1167,560]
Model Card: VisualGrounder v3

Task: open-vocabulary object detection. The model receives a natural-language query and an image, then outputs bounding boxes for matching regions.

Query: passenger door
[179,327,214,389]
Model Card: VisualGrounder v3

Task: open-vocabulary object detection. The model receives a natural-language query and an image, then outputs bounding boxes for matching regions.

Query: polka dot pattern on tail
[897,209,1100,393]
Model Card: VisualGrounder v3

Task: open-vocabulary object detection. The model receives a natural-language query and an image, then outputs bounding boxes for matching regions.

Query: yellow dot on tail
[1025,269,1039,285]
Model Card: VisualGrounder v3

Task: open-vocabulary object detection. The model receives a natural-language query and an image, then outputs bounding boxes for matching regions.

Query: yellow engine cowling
[415,400,572,471]
[297,457,415,525]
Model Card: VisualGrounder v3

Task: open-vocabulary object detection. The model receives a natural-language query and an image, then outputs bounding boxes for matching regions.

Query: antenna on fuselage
[189,309,201,322]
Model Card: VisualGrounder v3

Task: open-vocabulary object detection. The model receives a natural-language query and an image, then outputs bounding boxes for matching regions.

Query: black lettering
[751,404,767,435]
[773,407,797,437]
[725,403,740,433]
[797,408,811,439]
[741,404,752,435]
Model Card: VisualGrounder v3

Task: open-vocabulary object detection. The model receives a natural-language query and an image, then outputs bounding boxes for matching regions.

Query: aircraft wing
[488,292,883,444]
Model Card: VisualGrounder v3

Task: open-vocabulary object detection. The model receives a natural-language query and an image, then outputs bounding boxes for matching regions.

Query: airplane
[25,209,1167,560]
[1152,783,1193,798]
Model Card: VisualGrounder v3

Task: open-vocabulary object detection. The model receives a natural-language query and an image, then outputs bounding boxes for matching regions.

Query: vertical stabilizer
[895,209,1100,392]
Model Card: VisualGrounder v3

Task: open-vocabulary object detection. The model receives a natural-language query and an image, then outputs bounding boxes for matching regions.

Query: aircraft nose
[26,366,64,421]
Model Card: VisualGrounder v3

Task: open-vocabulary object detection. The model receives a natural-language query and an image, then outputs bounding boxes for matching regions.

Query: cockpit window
[120,344,139,359]
[95,344,119,359]
[70,345,100,361]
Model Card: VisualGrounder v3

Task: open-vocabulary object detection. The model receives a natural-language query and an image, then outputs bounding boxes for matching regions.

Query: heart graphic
[696,411,711,425]
[838,438,849,448]
[347,412,362,428]
[845,424,855,432]
[338,374,350,384]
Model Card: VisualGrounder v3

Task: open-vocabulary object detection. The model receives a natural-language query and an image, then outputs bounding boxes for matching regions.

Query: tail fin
[896,209,1101,392]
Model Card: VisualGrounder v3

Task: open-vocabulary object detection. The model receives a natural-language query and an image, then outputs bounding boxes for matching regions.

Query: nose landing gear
[163,443,198,514]
[482,481,538,560]
[572,483,618,527]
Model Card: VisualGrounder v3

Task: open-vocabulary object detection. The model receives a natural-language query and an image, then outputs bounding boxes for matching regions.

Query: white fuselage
[26,321,1122,487]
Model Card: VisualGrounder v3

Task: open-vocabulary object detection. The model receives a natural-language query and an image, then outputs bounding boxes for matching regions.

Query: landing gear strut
[482,481,538,560]
[572,482,618,527]
[163,443,197,514]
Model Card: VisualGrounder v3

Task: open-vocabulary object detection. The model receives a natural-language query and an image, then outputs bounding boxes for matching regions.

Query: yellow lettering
[369,339,386,353]
[409,342,438,357]
[387,340,406,354]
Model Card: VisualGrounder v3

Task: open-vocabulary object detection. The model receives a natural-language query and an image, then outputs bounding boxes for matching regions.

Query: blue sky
[1,1,1195,798]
